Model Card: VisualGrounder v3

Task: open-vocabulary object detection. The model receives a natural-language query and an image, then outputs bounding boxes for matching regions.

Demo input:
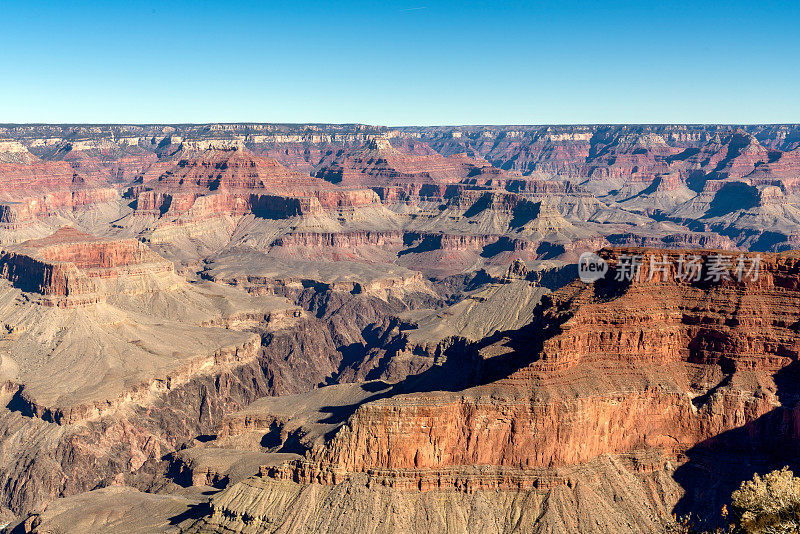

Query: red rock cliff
[265,248,800,487]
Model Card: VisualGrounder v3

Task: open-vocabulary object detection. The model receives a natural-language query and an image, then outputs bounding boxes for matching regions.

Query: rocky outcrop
[605,231,738,250]
[192,453,680,534]
[136,147,318,190]
[0,227,174,306]
[0,189,117,228]
[313,248,795,471]
[271,230,404,249]
[132,189,324,219]
[127,148,382,222]
[313,137,504,187]
[190,247,800,532]
[0,155,117,227]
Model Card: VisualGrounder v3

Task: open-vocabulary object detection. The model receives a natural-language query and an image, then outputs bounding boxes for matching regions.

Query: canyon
[0,123,798,533]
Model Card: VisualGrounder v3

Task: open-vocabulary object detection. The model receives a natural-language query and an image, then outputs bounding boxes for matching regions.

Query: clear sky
[1,0,798,125]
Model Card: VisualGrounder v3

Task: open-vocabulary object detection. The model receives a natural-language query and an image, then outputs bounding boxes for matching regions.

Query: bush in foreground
[731,467,800,534]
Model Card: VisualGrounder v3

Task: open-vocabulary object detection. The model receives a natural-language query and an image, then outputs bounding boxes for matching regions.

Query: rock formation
[187,247,800,533]
[0,123,799,533]
[0,226,175,306]
[127,147,381,221]
[312,136,500,187]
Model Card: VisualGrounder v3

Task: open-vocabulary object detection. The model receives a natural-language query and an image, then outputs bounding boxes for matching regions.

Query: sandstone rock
[313,137,503,187]
[193,247,800,532]
[0,123,800,532]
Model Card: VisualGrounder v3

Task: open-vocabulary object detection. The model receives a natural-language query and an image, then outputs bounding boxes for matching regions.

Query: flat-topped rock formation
[308,248,795,471]
[137,146,321,190]
[203,248,432,297]
[189,454,678,534]
[0,226,174,306]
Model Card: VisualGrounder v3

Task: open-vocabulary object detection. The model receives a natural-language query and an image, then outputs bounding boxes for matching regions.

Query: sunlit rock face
[191,248,800,533]
[1,123,800,532]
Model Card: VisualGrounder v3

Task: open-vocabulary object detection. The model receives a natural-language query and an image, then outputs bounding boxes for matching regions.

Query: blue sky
[1,0,798,125]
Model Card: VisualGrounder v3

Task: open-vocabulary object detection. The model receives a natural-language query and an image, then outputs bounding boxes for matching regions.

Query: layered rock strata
[0,226,174,306]
[127,147,382,221]
[193,247,800,533]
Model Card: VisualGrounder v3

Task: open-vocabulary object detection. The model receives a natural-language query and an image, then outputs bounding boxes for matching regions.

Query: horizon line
[2,122,800,128]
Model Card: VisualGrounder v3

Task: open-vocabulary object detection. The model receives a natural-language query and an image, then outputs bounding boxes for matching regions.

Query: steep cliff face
[132,189,326,219]
[313,249,797,471]
[0,160,117,227]
[265,230,539,268]
[137,147,320,190]
[271,230,405,249]
[0,140,120,228]
[0,161,82,193]
[192,247,800,533]
[0,227,174,305]
[0,189,118,228]
[585,131,678,189]
[0,140,36,165]
[605,231,737,250]
[127,147,382,223]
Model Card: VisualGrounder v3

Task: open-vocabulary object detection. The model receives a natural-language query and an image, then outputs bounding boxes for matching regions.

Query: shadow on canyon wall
[672,361,800,530]
[307,290,578,444]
